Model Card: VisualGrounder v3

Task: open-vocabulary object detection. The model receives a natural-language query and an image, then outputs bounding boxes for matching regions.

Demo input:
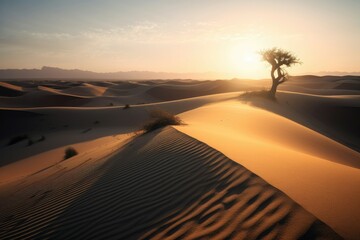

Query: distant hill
[306,71,360,76]
[0,66,226,80]
[1,67,359,81]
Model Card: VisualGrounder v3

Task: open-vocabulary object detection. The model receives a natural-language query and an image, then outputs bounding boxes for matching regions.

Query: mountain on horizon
[1,66,359,80]
[0,66,227,80]
[305,71,360,76]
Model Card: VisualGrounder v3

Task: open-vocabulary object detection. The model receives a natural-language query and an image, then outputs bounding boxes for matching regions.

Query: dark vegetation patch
[64,147,78,160]
[240,90,275,100]
[141,109,183,133]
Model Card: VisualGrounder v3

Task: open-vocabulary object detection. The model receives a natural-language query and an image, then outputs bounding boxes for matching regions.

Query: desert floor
[0,76,359,239]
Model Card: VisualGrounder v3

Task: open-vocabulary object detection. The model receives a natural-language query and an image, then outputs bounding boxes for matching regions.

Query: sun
[227,42,266,79]
[229,46,261,69]
[240,52,260,65]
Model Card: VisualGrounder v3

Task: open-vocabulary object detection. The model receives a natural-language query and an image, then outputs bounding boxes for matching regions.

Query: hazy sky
[0,0,359,78]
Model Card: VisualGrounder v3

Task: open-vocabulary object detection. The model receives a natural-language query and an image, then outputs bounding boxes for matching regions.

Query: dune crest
[0,128,340,239]
[175,100,360,239]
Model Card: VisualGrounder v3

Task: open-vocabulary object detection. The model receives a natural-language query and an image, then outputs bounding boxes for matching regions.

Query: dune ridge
[0,127,340,239]
[0,82,25,97]
[175,99,360,239]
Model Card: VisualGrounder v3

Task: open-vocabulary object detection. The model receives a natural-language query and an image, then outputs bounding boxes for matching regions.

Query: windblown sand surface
[0,76,359,239]
[174,99,360,239]
[0,128,340,239]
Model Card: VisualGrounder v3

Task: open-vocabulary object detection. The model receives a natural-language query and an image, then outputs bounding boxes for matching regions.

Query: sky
[0,0,359,79]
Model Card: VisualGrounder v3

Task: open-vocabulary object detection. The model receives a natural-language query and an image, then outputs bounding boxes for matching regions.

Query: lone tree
[261,48,301,97]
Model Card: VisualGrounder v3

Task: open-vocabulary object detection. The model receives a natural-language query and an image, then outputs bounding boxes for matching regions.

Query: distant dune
[0,82,25,97]
[0,76,359,239]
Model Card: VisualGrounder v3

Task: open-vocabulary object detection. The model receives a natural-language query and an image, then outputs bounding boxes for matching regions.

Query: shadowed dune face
[0,128,340,240]
[240,91,360,152]
[174,99,360,239]
[278,76,360,95]
[0,82,25,97]
[0,93,238,168]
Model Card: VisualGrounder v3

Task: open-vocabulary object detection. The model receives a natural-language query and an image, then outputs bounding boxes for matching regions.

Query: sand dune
[0,134,131,184]
[146,80,266,101]
[0,80,159,108]
[0,94,233,169]
[0,91,91,108]
[278,76,360,95]
[175,99,360,239]
[242,91,360,151]
[0,128,340,239]
[0,77,359,239]
[0,82,25,97]
[60,83,108,96]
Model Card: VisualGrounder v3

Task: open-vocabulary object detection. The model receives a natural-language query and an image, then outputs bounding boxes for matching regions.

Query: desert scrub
[141,109,183,133]
[240,90,273,99]
[64,147,78,160]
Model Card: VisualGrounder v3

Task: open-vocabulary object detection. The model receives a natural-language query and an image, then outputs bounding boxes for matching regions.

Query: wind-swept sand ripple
[0,127,340,239]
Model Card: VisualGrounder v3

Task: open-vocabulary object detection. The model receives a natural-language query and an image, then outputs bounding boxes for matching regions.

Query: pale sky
[0,0,359,78]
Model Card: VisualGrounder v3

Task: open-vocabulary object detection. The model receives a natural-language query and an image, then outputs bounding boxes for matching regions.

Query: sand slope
[241,91,360,152]
[0,82,24,97]
[175,99,360,239]
[0,134,131,184]
[0,128,340,239]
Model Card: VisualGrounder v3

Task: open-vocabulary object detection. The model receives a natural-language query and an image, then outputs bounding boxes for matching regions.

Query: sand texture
[0,128,341,239]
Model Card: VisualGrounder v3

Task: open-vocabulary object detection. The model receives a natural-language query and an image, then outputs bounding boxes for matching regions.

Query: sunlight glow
[228,40,265,79]
[1,1,359,78]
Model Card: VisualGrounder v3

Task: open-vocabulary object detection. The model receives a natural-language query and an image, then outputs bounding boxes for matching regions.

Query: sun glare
[228,42,264,79]
[242,52,259,64]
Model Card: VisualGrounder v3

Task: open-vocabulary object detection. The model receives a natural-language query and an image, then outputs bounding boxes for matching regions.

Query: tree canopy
[260,48,301,97]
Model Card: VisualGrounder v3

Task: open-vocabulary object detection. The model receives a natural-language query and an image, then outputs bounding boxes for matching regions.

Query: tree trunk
[269,66,278,98]
[269,81,279,98]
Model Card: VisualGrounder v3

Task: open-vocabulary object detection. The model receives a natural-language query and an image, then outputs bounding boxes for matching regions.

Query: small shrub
[240,90,275,100]
[123,104,130,110]
[94,120,100,124]
[141,109,183,133]
[109,102,114,106]
[64,147,78,160]
[7,134,28,146]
